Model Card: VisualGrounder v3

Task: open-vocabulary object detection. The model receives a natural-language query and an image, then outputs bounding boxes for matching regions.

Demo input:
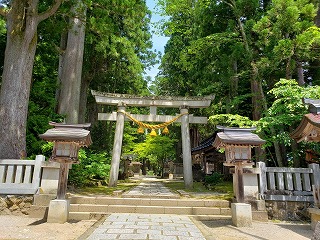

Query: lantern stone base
[231,203,252,227]
[47,199,70,223]
[309,208,320,230]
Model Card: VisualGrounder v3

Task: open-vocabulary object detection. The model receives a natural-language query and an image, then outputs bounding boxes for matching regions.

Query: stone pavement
[122,177,179,199]
[82,178,206,239]
[85,213,206,240]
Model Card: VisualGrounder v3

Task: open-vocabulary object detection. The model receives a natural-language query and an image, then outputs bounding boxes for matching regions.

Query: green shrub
[204,172,224,190]
[68,150,111,187]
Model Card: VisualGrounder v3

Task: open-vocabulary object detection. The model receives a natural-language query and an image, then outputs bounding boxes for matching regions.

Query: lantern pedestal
[231,203,252,227]
[47,199,70,223]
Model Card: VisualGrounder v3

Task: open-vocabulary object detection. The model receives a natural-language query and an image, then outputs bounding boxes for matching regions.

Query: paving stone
[178,237,206,240]
[149,234,178,240]
[107,228,135,234]
[163,230,191,236]
[86,233,118,240]
[118,233,148,239]
[86,178,207,240]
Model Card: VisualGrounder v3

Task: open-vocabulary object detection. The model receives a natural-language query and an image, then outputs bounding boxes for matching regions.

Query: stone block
[220,207,232,216]
[309,208,320,230]
[192,207,220,215]
[40,162,60,194]
[29,205,48,219]
[47,199,70,223]
[136,206,165,214]
[33,194,56,206]
[231,203,252,227]
[164,206,193,215]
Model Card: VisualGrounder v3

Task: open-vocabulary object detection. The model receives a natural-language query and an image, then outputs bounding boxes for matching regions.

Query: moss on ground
[163,180,233,200]
[69,179,141,195]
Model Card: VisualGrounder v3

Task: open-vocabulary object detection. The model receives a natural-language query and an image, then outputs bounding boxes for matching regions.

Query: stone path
[86,213,206,240]
[122,177,179,199]
[84,178,206,239]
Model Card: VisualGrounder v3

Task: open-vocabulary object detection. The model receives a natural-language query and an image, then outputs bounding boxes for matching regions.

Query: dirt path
[192,218,314,240]
[0,215,315,240]
[0,215,96,240]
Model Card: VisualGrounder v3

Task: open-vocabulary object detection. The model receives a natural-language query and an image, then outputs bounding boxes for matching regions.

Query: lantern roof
[212,126,265,149]
[39,122,92,146]
[290,98,320,143]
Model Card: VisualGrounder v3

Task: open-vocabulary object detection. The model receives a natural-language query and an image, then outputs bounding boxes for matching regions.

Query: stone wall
[266,200,312,221]
[0,195,33,215]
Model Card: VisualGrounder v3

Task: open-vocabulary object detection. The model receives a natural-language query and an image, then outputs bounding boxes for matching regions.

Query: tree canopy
[0,0,319,174]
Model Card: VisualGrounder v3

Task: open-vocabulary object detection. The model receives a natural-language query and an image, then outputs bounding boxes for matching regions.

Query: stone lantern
[213,126,265,227]
[40,122,92,223]
[213,126,265,203]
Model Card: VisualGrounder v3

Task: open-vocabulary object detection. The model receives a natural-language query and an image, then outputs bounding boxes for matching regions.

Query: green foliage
[204,172,224,190]
[253,0,320,80]
[259,79,320,144]
[84,0,156,95]
[132,134,177,175]
[164,180,233,200]
[208,114,255,128]
[68,150,111,187]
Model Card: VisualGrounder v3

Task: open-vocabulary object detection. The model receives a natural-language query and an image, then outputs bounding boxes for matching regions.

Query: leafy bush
[68,150,111,187]
[203,172,224,190]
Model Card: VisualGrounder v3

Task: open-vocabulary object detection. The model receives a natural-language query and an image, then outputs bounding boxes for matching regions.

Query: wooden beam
[92,90,214,108]
[98,112,208,124]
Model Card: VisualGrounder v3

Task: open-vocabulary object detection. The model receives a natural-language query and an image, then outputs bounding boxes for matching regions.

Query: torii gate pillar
[109,104,126,187]
[180,107,193,189]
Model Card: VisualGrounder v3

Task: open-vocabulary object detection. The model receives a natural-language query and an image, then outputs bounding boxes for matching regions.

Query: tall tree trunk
[289,126,300,167]
[78,78,89,123]
[231,60,238,107]
[252,63,283,166]
[315,3,320,27]
[251,63,264,120]
[286,56,293,80]
[297,61,305,86]
[0,0,61,159]
[57,1,86,124]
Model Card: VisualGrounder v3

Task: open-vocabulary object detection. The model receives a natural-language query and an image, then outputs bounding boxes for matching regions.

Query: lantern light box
[213,126,265,166]
[40,122,92,164]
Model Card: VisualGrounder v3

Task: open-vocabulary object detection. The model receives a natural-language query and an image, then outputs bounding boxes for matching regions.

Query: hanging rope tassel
[162,126,169,135]
[150,129,157,137]
[137,126,144,134]
[117,110,188,136]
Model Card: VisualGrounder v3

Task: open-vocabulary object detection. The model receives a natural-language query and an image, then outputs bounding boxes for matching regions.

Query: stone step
[68,211,232,221]
[69,196,230,208]
[69,204,231,216]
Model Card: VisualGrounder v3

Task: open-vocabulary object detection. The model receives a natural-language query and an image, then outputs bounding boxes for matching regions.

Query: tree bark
[315,3,320,27]
[251,63,264,120]
[0,0,61,159]
[297,61,305,86]
[57,1,86,124]
[78,78,89,123]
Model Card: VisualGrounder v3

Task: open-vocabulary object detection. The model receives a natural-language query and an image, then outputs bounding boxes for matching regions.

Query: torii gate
[92,91,213,188]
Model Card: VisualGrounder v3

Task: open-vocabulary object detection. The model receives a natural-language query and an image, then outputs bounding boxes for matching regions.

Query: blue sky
[145,0,169,80]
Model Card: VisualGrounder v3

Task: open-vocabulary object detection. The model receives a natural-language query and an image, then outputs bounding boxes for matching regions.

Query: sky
[145,0,169,81]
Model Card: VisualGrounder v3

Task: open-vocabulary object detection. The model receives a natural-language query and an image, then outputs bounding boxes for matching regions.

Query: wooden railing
[257,162,320,202]
[0,155,45,194]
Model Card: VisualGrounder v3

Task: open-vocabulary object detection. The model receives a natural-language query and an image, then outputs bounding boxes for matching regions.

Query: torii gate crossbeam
[92,91,214,189]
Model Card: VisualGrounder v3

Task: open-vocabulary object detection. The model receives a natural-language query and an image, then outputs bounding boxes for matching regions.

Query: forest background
[0,0,320,186]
